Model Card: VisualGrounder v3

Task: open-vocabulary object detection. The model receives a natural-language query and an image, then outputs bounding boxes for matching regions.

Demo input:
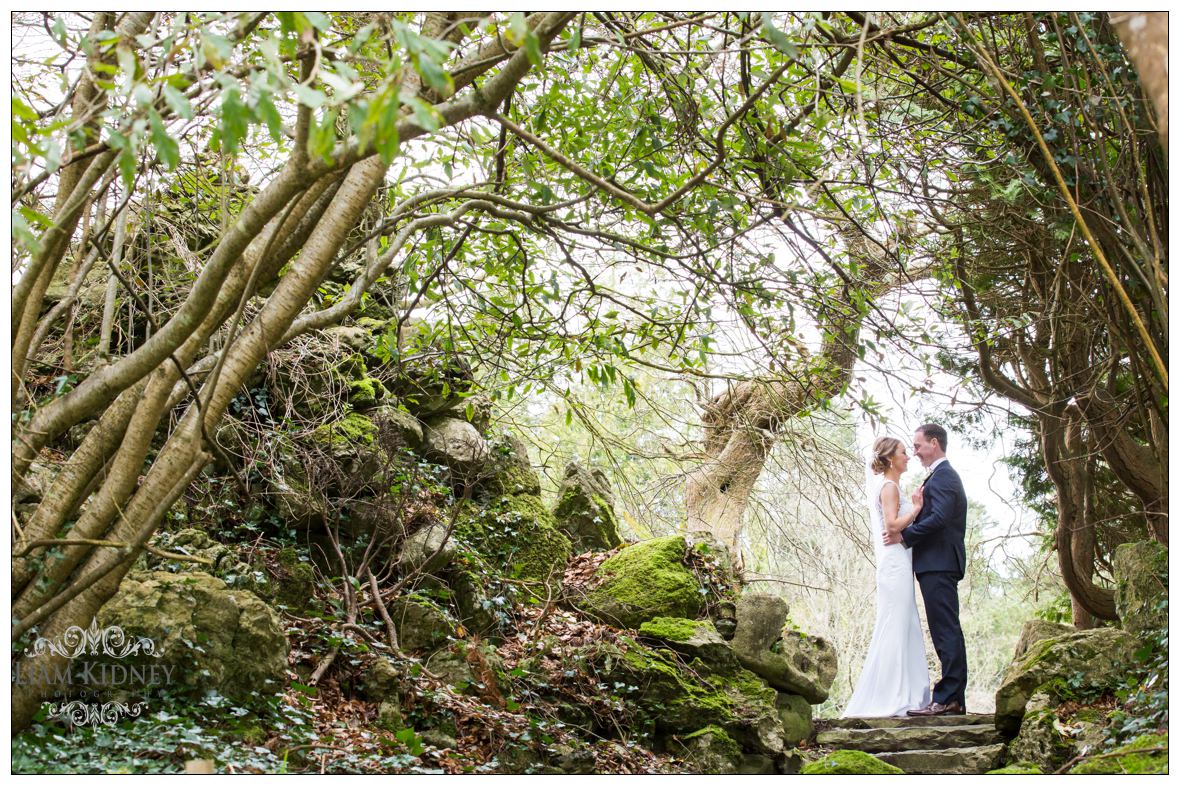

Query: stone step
[873,744,1006,775]
[822,713,995,730]
[816,723,1004,753]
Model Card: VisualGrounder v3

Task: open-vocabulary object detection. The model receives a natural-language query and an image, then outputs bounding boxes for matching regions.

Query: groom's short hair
[917,423,948,452]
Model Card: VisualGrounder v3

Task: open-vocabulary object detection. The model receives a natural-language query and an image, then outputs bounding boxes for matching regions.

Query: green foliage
[12,689,315,774]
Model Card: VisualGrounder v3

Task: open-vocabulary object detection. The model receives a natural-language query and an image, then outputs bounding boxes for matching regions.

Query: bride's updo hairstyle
[871,437,903,475]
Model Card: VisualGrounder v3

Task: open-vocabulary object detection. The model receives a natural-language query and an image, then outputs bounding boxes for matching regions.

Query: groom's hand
[883,530,903,546]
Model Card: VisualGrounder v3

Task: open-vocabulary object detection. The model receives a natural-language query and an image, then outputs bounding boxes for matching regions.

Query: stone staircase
[815,714,1007,774]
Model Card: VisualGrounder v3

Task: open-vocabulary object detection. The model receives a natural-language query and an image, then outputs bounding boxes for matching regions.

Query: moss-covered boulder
[259,547,317,611]
[673,725,742,774]
[97,571,288,699]
[579,536,704,629]
[455,494,572,590]
[800,750,904,775]
[1012,619,1074,660]
[995,627,1137,734]
[552,460,622,551]
[476,434,541,498]
[1005,690,1077,773]
[1112,540,1168,638]
[348,377,388,409]
[639,617,738,670]
[731,594,837,704]
[422,416,490,476]
[389,595,454,653]
[1067,732,1168,774]
[775,692,813,746]
[580,636,784,755]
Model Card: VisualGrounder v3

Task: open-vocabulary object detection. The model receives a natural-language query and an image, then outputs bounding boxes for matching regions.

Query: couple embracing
[842,424,969,719]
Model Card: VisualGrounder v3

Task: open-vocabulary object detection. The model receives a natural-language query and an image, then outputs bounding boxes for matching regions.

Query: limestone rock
[674,726,742,774]
[389,595,454,653]
[995,627,1137,734]
[1012,619,1074,661]
[578,636,784,755]
[552,460,622,551]
[732,594,789,653]
[476,435,542,498]
[1113,540,1168,637]
[323,325,370,352]
[373,404,424,448]
[398,521,457,576]
[731,594,837,704]
[98,571,288,699]
[422,417,490,473]
[776,693,813,746]
[638,617,738,670]
[1005,690,1077,773]
[579,536,704,629]
[363,657,402,701]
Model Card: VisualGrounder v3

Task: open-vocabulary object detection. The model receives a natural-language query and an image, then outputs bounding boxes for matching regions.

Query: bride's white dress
[842,478,931,718]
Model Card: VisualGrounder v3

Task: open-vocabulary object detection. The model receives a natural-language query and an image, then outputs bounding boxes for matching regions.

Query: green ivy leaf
[220,88,250,153]
[148,109,180,170]
[162,84,194,120]
[761,13,797,58]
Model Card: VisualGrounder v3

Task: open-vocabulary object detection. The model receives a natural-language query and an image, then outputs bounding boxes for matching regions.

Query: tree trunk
[1110,12,1169,156]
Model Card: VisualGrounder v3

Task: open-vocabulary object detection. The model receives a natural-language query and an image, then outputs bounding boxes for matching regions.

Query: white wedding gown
[842,478,931,718]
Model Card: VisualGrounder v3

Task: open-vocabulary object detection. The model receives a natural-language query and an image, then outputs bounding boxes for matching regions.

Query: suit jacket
[901,460,967,579]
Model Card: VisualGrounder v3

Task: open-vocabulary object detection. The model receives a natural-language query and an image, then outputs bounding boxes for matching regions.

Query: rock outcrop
[552,460,622,551]
[98,571,288,699]
[578,536,704,628]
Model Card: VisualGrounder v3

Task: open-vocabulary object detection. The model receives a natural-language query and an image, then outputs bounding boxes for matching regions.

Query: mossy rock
[455,494,572,591]
[1112,540,1168,637]
[389,595,454,653]
[258,547,316,611]
[580,636,784,755]
[995,627,1136,734]
[347,377,388,409]
[312,411,378,452]
[675,725,742,774]
[476,435,542,498]
[987,762,1044,774]
[800,750,904,775]
[1006,692,1077,773]
[775,692,813,746]
[1068,732,1168,774]
[552,460,622,551]
[639,616,739,670]
[97,571,288,700]
[579,536,704,629]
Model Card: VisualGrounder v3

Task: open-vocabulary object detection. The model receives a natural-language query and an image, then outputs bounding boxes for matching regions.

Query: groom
[883,423,968,716]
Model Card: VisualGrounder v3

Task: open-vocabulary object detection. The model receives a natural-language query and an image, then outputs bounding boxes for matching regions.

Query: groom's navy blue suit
[901,459,968,708]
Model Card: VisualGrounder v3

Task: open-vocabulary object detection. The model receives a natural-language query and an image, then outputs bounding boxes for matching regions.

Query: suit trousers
[916,571,967,706]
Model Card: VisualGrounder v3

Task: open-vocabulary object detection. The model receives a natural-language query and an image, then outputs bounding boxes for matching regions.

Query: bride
[842,436,931,718]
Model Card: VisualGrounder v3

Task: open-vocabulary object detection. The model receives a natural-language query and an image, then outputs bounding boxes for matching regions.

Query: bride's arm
[881,483,922,534]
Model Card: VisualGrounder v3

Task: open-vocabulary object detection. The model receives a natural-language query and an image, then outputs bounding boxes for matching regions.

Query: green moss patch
[987,763,1044,774]
[312,412,377,447]
[801,750,904,775]
[581,536,704,629]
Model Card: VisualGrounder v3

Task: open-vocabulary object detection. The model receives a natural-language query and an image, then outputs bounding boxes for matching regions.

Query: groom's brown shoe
[906,701,965,717]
